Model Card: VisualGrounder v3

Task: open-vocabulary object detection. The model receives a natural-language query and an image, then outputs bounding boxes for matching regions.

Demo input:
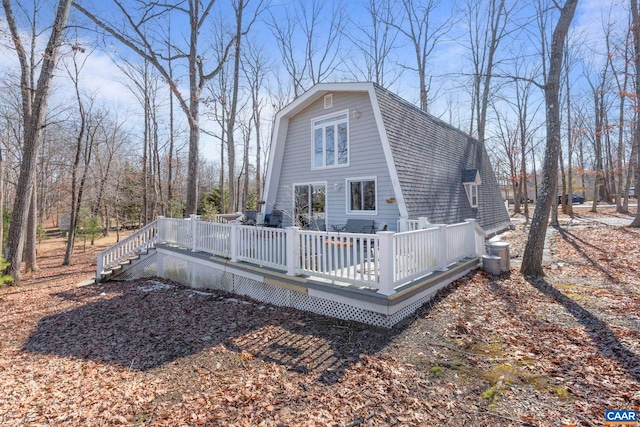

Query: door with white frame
[294,183,326,230]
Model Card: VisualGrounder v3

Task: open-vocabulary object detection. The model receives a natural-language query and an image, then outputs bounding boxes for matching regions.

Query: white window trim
[464,183,479,208]
[310,109,350,170]
[345,176,378,215]
[292,181,328,227]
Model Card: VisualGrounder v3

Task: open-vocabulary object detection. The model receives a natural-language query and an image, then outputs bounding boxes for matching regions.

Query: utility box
[482,254,501,275]
[486,241,510,272]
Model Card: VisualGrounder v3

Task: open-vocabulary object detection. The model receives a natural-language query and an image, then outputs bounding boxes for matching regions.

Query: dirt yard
[1,209,639,426]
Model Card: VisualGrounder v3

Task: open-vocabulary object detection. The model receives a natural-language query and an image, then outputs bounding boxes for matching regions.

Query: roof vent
[324,94,333,109]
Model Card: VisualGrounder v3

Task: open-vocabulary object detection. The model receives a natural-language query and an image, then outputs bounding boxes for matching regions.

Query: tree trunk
[630,0,640,227]
[24,185,38,271]
[3,0,72,283]
[521,0,578,277]
[226,0,246,213]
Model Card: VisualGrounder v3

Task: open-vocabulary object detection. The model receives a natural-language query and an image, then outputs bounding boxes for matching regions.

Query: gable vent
[324,94,333,109]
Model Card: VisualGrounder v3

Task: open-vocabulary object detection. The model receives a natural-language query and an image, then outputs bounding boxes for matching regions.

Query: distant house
[262,82,510,234]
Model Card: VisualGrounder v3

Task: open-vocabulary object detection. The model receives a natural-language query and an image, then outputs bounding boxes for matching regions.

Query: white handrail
[128,217,484,295]
[96,220,158,279]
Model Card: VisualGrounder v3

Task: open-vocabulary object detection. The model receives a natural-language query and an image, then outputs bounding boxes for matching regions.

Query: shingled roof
[373,84,510,233]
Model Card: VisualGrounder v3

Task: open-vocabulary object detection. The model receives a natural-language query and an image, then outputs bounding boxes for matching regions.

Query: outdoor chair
[305,219,326,231]
[242,210,257,226]
[264,210,283,228]
[332,219,375,234]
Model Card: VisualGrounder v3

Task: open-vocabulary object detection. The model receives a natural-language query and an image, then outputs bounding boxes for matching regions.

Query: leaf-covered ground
[1,209,638,426]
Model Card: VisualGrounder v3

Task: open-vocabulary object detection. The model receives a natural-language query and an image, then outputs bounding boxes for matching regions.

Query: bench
[332,219,375,234]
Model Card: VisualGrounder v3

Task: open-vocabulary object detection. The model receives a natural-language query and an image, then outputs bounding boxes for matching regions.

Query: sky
[0,0,632,168]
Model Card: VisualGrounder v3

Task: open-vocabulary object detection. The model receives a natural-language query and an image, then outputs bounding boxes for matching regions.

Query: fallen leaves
[0,216,639,426]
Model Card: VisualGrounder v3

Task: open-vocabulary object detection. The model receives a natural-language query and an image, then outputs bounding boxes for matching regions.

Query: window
[313,111,348,168]
[464,184,479,208]
[462,169,481,208]
[347,178,376,214]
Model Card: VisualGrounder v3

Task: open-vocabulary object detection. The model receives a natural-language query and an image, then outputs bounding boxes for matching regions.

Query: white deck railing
[96,219,158,278]
[194,221,231,257]
[393,227,440,285]
[236,226,287,270]
[297,230,380,286]
[151,216,485,296]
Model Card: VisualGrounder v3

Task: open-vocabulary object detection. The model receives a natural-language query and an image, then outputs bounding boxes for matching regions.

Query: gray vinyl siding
[273,91,400,231]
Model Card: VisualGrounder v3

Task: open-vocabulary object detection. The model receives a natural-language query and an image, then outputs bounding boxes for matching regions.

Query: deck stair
[96,220,158,282]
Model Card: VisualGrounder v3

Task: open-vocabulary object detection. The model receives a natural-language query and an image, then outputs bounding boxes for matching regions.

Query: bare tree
[607,11,633,212]
[74,1,238,215]
[116,57,161,224]
[242,41,268,204]
[2,0,72,282]
[521,0,578,277]
[268,0,345,98]
[630,0,640,227]
[62,45,103,265]
[462,0,514,142]
[344,0,401,87]
[394,0,454,112]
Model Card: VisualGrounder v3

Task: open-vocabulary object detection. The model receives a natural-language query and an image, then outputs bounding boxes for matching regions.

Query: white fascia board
[262,116,288,213]
[367,86,409,219]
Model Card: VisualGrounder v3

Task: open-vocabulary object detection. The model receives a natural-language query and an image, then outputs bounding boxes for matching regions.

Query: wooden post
[230,222,239,263]
[398,218,408,232]
[285,226,299,276]
[436,224,448,271]
[376,231,395,296]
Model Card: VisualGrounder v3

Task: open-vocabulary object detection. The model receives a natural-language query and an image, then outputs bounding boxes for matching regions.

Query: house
[94,83,511,328]
[262,82,511,235]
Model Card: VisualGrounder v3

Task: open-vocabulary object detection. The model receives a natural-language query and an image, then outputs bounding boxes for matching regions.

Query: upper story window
[313,111,349,168]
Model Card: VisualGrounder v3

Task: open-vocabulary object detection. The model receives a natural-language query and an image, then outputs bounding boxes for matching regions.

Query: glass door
[294,183,326,230]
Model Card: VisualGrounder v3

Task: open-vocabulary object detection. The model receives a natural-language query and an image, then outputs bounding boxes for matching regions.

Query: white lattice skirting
[123,247,473,328]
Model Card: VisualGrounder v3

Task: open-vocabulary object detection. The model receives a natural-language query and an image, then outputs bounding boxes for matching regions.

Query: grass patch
[430,365,444,377]
[564,293,588,301]
[470,342,504,358]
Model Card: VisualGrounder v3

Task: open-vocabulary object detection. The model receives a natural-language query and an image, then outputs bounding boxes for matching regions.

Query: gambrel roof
[373,85,509,233]
[263,82,511,234]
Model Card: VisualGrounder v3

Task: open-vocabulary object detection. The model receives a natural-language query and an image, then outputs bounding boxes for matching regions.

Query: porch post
[156,216,165,244]
[376,231,395,296]
[398,218,409,232]
[285,226,299,276]
[230,222,239,263]
[96,250,104,280]
[465,218,478,256]
[436,224,448,271]
[190,214,199,252]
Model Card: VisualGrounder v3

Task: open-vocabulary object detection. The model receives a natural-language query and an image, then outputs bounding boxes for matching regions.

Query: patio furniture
[332,219,375,234]
[243,210,257,226]
[264,210,283,228]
